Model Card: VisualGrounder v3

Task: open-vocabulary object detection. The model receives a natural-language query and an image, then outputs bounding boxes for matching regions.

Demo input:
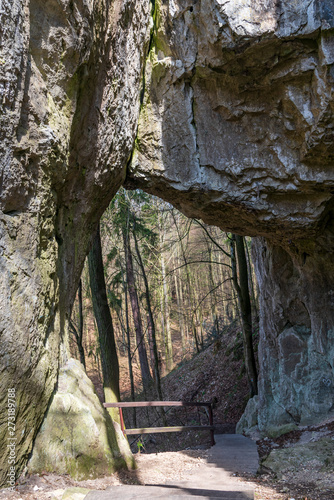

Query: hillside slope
[121,323,251,453]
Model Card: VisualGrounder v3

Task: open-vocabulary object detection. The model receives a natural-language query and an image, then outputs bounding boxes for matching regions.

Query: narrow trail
[84,434,258,499]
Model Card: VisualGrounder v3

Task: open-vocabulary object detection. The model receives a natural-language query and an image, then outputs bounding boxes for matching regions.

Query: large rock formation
[0,0,150,485]
[126,0,334,431]
[129,0,334,242]
[1,0,334,486]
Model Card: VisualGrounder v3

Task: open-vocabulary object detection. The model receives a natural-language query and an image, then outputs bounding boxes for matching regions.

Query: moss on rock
[263,437,334,479]
[28,359,130,480]
[62,487,91,500]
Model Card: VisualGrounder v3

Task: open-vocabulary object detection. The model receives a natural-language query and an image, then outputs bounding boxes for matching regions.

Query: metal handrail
[103,401,215,446]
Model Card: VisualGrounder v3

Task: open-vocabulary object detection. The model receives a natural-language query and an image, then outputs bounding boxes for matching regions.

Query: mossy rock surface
[62,487,91,500]
[263,437,334,477]
[28,359,127,480]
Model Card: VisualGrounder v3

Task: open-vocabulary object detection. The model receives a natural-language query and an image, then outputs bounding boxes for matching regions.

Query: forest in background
[69,188,259,414]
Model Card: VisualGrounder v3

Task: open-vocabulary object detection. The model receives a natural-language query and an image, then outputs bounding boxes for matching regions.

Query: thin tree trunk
[174,268,186,355]
[197,302,205,348]
[120,258,136,427]
[187,266,200,353]
[193,273,205,349]
[179,269,189,344]
[230,234,258,397]
[218,249,228,324]
[77,279,86,368]
[122,226,152,391]
[175,244,187,351]
[88,223,120,417]
[172,213,199,352]
[160,292,166,373]
[245,237,259,321]
[206,240,220,336]
[70,279,86,369]
[147,316,156,374]
[132,220,164,401]
[160,237,173,372]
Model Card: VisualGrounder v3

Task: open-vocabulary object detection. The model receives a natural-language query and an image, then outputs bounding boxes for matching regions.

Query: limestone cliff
[129,0,334,241]
[126,0,334,431]
[1,0,334,486]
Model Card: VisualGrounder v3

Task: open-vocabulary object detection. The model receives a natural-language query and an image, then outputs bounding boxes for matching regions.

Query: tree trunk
[172,213,199,352]
[147,316,156,375]
[132,220,164,401]
[174,267,186,355]
[88,223,120,418]
[122,226,152,391]
[120,258,137,427]
[77,279,86,368]
[245,237,259,321]
[179,268,189,345]
[160,237,173,371]
[187,266,200,353]
[206,239,220,336]
[230,234,258,397]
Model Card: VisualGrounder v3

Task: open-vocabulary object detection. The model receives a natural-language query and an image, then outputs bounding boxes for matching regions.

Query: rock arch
[0,0,333,484]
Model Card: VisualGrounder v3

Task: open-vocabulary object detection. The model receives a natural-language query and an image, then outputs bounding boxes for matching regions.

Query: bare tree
[122,217,153,392]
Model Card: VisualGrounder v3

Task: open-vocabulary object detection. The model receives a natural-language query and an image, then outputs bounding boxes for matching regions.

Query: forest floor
[2,324,334,500]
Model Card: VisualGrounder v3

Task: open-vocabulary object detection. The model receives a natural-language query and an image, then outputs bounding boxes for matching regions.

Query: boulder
[262,437,334,488]
[28,359,133,479]
[236,396,259,435]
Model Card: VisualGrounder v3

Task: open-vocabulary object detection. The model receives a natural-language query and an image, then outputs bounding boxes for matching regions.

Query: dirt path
[84,434,257,499]
[1,434,331,499]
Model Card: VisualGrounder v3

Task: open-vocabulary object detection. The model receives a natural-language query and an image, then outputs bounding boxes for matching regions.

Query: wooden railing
[103,401,215,446]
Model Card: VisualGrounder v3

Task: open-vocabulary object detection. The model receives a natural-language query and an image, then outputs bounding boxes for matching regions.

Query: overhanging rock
[126,0,334,431]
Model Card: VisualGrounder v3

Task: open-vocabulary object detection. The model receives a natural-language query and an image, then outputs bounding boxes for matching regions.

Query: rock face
[28,359,132,479]
[126,0,334,432]
[1,0,334,485]
[128,0,334,241]
[263,437,334,488]
[236,395,259,435]
[0,0,150,485]
[253,234,334,431]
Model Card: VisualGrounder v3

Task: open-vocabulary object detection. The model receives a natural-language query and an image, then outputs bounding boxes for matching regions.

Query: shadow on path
[85,434,258,499]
